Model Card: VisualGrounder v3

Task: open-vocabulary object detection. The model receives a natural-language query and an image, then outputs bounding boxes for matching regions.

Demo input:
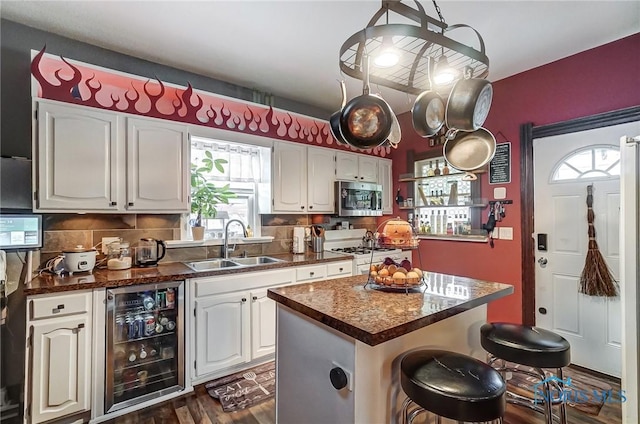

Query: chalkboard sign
[489,142,511,184]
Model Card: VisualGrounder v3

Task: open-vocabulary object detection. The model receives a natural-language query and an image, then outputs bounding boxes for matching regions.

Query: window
[190,136,271,240]
[552,145,620,182]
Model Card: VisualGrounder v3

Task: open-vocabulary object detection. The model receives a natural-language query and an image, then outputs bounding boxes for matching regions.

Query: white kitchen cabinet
[272,142,335,213]
[126,117,190,211]
[378,158,393,214]
[35,101,190,213]
[336,151,379,183]
[36,101,120,211]
[26,290,93,424]
[251,289,276,359]
[190,268,295,382]
[193,291,251,377]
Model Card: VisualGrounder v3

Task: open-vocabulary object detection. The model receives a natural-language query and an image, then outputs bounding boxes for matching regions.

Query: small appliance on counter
[135,238,166,267]
[62,245,97,274]
[292,227,306,254]
[107,239,132,270]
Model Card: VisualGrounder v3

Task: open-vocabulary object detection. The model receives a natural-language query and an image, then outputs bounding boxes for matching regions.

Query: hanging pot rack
[339,0,490,96]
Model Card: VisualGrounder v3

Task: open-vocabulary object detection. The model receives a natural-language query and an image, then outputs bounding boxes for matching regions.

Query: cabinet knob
[128,202,134,207]
[57,304,65,310]
[241,298,247,303]
[300,206,305,209]
[310,272,314,276]
[339,268,343,272]
[110,201,117,206]
[309,206,313,209]
[252,296,258,301]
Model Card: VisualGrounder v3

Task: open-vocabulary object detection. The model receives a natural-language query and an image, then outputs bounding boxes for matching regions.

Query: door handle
[538,257,548,266]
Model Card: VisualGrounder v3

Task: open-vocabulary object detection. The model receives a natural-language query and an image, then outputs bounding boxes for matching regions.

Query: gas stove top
[330,247,399,256]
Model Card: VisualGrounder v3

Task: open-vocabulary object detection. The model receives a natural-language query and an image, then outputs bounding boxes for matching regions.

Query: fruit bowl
[367,257,426,292]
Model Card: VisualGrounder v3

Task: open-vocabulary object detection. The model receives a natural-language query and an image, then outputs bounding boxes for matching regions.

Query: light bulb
[433,56,458,85]
[374,38,399,68]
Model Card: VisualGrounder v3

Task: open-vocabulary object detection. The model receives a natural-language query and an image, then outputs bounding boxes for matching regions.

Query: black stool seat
[401,350,506,422]
[481,323,571,368]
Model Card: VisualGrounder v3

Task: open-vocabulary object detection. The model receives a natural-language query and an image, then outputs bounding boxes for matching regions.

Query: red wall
[391,33,640,324]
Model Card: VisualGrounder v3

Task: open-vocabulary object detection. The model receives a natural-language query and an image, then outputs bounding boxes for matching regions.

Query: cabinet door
[307,147,335,213]
[272,142,307,212]
[378,158,393,214]
[251,289,276,359]
[358,156,379,183]
[36,102,119,211]
[126,118,189,212]
[30,315,91,423]
[194,292,250,377]
[335,152,359,181]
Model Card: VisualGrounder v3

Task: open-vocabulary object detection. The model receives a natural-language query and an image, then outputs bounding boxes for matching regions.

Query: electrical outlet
[101,237,120,254]
[499,227,514,240]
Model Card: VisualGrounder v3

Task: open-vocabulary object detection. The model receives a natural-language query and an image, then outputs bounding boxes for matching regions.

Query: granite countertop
[267,273,513,346]
[25,251,353,295]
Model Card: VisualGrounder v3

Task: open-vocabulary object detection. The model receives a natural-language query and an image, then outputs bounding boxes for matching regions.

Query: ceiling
[2,1,639,116]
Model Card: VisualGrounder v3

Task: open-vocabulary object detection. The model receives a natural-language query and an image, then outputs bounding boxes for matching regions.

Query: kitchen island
[267,273,513,424]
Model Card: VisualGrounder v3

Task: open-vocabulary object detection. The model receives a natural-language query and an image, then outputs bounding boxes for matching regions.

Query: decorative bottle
[426,161,435,177]
[434,159,441,176]
[442,161,450,175]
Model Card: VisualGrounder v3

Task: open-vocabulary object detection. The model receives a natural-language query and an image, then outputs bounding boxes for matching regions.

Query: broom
[579,184,618,297]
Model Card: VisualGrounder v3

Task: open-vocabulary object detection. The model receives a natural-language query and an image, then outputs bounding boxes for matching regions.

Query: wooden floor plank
[104,368,621,424]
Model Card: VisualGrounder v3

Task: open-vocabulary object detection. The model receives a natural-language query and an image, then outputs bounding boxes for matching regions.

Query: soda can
[134,314,144,338]
[144,313,155,337]
[126,314,138,340]
[115,315,127,341]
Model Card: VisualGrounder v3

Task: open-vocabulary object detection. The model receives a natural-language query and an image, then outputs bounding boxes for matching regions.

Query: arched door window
[551,145,620,182]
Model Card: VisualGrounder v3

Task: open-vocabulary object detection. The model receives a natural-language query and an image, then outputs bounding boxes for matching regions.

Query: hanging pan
[443,127,496,180]
[339,56,393,149]
[445,77,493,132]
[411,90,445,137]
[330,80,348,144]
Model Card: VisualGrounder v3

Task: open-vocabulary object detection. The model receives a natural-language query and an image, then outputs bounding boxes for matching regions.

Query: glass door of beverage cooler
[105,281,184,413]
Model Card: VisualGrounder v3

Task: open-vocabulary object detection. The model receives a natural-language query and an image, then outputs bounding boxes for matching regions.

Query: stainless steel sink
[184,259,243,271]
[184,256,283,271]
[231,256,284,266]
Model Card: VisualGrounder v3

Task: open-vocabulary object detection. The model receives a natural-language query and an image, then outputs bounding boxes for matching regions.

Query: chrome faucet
[222,219,247,259]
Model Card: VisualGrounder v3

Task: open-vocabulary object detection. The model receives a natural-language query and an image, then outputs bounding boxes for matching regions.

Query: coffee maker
[135,238,166,267]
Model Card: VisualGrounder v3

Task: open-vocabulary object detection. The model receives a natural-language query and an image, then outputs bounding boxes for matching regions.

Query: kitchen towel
[205,361,275,412]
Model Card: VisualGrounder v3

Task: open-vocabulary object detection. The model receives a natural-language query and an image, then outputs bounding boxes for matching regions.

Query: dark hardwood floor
[105,367,621,424]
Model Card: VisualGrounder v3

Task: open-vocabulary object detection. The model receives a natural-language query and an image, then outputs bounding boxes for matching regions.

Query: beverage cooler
[105,281,184,413]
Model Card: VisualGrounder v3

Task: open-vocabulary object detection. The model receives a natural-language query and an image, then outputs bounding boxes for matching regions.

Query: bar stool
[480,323,571,424]
[400,349,506,424]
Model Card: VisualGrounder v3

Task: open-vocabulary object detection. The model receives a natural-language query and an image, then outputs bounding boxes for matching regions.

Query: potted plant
[190,151,236,240]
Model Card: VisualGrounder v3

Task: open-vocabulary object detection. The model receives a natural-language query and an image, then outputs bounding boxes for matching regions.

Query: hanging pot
[443,127,496,179]
[330,80,348,145]
[339,56,393,149]
[445,78,493,132]
[411,90,445,137]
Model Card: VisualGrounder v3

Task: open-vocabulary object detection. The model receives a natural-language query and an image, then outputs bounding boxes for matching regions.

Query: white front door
[533,122,637,377]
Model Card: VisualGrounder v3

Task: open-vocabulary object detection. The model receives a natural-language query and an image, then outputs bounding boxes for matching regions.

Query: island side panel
[354,305,487,424]
[275,305,356,424]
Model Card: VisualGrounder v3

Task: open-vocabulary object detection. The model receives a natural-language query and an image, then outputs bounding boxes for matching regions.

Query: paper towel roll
[293,227,306,254]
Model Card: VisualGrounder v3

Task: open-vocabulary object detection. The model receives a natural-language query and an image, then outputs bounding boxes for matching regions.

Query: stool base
[402,397,504,424]
[488,355,568,424]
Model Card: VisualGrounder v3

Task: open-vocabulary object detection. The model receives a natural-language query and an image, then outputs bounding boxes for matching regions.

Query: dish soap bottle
[246,225,254,238]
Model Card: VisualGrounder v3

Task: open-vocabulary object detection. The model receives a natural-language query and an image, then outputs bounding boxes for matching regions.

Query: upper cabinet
[34,101,189,213]
[272,142,335,213]
[378,158,393,214]
[336,151,378,183]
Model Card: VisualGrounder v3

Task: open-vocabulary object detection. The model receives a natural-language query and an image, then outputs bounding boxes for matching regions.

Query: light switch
[493,187,507,199]
[499,227,513,240]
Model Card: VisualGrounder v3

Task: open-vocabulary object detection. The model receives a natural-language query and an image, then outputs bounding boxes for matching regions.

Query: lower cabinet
[26,290,93,424]
[190,268,296,382]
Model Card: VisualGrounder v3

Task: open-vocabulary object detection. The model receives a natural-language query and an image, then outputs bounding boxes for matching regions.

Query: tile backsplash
[39,213,377,267]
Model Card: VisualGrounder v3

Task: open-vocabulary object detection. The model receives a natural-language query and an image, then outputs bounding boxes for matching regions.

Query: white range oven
[323,229,406,275]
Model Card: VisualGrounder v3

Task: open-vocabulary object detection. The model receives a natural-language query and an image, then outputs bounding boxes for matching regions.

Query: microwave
[335,181,383,217]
